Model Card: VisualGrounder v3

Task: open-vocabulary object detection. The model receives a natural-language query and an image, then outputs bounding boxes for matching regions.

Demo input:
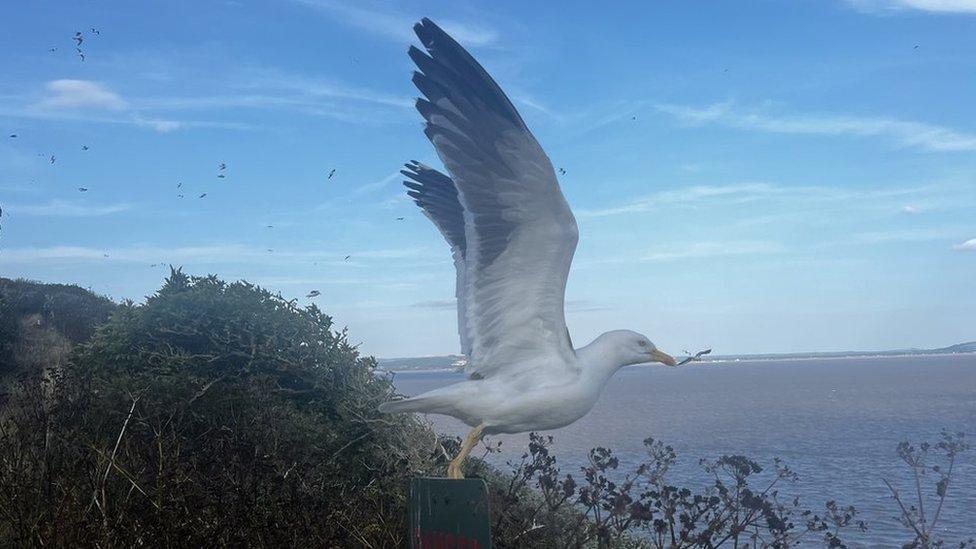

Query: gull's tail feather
[378,393,449,414]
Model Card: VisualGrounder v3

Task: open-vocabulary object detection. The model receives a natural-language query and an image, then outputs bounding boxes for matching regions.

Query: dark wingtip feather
[414,18,442,48]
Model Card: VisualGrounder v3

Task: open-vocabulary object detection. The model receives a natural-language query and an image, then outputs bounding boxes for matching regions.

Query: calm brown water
[392,355,976,548]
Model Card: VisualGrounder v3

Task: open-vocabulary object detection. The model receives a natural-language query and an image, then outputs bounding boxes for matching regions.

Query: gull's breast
[479,375,602,434]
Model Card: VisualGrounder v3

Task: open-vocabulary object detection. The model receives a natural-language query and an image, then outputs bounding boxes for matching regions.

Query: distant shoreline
[378,349,976,373]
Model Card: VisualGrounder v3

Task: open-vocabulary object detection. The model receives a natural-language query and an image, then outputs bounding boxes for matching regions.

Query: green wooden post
[409,477,492,549]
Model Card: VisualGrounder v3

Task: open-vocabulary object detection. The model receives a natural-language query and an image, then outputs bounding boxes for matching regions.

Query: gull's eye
[638,340,646,347]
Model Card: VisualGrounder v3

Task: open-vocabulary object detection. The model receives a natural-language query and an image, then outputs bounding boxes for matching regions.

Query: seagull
[9,134,16,138]
[379,19,677,479]
[90,28,100,35]
[78,187,88,192]
[328,168,336,179]
[344,255,351,260]
[73,32,83,46]
[396,216,405,221]
[558,167,566,175]
[219,162,226,171]
[50,155,56,164]
[199,193,207,198]
[677,348,712,366]
[306,290,321,298]
[81,145,89,151]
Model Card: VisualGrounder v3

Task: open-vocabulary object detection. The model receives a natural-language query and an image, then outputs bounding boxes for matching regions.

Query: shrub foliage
[0,270,438,547]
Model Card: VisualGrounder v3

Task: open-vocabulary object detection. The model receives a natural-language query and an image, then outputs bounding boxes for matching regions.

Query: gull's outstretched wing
[408,17,579,380]
[402,160,471,359]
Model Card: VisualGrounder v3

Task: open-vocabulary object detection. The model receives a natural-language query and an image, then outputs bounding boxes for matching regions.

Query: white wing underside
[405,19,580,381]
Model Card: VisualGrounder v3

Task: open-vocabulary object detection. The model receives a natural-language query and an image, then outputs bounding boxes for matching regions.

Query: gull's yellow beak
[650,349,677,367]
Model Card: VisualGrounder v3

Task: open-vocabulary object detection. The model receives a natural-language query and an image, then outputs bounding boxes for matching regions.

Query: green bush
[0,277,115,377]
[0,270,439,547]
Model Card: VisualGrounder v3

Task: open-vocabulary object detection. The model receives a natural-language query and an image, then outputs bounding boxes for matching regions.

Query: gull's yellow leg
[447,424,485,479]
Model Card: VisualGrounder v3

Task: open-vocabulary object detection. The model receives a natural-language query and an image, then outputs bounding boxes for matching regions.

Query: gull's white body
[379,19,675,445]
[383,330,668,435]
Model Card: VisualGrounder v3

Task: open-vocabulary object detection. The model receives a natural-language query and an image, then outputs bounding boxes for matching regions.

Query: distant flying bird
[77,49,85,61]
[218,162,226,170]
[266,224,273,228]
[77,187,88,192]
[266,248,273,253]
[914,44,920,49]
[306,290,321,298]
[81,145,89,151]
[396,217,404,221]
[49,155,55,164]
[177,182,182,188]
[90,28,100,35]
[102,253,109,258]
[557,167,566,175]
[677,348,712,366]
[199,193,206,198]
[328,168,336,179]
[379,19,677,480]
[178,194,184,198]
[8,134,15,138]
[73,32,83,46]
[217,174,225,179]
[344,255,351,260]
[48,47,57,52]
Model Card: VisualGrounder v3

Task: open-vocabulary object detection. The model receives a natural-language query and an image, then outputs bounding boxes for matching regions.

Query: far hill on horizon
[377,341,976,372]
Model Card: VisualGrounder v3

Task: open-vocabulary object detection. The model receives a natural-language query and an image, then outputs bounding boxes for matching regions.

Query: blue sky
[1,0,974,357]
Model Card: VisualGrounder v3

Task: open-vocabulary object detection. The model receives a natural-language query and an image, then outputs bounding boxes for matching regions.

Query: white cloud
[656,102,976,152]
[0,104,248,133]
[578,182,787,218]
[848,0,976,13]
[412,298,456,309]
[0,243,430,265]
[953,238,976,251]
[37,79,128,110]
[139,118,182,132]
[580,179,953,222]
[12,80,251,133]
[6,200,132,217]
[564,299,613,313]
[293,0,497,46]
[854,228,962,243]
[356,170,403,195]
[642,241,785,262]
[901,205,921,214]
[233,70,414,110]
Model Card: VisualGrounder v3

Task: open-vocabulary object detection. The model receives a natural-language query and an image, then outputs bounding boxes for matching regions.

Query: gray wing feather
[402,160,471,358]
[408,18,579,379]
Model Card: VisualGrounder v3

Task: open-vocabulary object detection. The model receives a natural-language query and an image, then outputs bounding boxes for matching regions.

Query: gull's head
[591,329,676,369]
